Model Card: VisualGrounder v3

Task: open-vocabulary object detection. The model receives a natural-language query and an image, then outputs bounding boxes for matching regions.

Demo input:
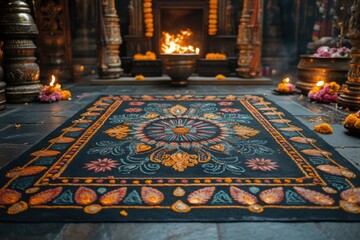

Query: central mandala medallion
[134,117,229,146]
[172,126,190,135]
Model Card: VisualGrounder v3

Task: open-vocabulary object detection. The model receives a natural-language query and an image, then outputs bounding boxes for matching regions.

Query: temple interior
[0,0,360,239]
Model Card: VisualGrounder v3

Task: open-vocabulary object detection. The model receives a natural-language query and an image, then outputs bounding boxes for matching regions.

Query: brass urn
[161,54,199,86]
[296,55,350,94]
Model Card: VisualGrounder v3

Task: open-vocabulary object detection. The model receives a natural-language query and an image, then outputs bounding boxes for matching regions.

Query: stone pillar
[337,0,360,110]
[97,0,123,79]
[0,0,42,103]
[72,0,97,76]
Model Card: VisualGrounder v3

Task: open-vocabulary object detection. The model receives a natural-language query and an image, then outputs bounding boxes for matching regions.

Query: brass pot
[161,54,199,86]
[296,55,350,93]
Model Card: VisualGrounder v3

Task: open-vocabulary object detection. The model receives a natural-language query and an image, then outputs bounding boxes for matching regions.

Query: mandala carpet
[1,95,360,222]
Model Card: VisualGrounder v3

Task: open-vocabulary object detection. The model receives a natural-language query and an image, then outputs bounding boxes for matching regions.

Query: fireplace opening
[159,8,203,54]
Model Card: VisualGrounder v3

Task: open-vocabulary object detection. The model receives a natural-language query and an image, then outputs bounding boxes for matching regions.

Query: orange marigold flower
[328,82,340,94]
[313,123,333,134]
[60,90,71,100]
[134,75,145,80]
[355,119,360,129]
[344,113,358,127]
[215,74,226,80]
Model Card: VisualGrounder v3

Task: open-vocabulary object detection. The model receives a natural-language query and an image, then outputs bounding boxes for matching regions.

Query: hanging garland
[143,0,153,37]
[208,0,218,35]
[142,0,218,37]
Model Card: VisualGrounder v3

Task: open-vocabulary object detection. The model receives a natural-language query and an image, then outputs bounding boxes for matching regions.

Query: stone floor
[0,83,360,240]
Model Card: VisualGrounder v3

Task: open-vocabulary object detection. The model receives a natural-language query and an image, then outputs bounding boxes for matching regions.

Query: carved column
[97,0,123,79]
[129,0,143,35]
[236,0,262,78]
[72,0,97,76]
[0,0,42,103]
[337,0,360,110]
[225,0,234,35]
[35,0,73,81]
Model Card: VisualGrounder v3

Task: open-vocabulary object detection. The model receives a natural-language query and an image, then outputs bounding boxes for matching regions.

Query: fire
[316,80,325,87]
[283,77,290,83]
[161,29,200,54]
[50,75,56,87]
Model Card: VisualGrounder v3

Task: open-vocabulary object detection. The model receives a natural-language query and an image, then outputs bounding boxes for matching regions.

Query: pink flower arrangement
[313,46,351,58]
[308,82,340,103]
[38,86,62,103]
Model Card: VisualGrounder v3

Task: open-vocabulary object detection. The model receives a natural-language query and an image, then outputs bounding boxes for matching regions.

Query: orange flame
[161,29,200,54]
[50,75,56,87]
[283,77,290,83]
[316,80,325,87]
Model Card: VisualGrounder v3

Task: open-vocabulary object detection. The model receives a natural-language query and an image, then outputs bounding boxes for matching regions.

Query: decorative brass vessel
[161,54,199,86]
[296,55,350,94]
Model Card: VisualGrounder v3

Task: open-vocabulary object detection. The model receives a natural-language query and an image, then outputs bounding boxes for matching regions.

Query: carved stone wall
[34,0,73,82]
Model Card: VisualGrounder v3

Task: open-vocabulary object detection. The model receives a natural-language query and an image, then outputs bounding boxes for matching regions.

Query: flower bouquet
[308,81,340,103]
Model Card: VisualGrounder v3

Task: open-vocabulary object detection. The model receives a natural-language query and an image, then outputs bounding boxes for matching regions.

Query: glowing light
[316,80,325,87]
[283,77,290,83]
[50,75,56,87]
[161,29,200,54]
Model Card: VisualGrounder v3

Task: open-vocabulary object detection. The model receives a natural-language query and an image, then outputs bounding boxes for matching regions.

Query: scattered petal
[171,200,191,213]
[294,187,334,206]
[187,187,216,205]
[7,201,28,215]
[84,204,102,214]
[259,187,284,204]
[99,187,127,205]
[0,189,21,205]
[340,188,360,204]
[230,186,258,205]
[339,200,360,214]
[74,187,97,205]
[173,187,185,197]
[141,187,164,205]
[29,187,63,205]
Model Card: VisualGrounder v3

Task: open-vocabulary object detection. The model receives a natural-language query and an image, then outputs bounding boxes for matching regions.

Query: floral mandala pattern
[104,103,261,173]
[1,95,360,222]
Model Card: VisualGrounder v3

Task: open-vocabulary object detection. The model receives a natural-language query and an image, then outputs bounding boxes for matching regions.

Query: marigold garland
[313,123,333,134]
[208,0,218,35]
[143,0,153,37]
[205,53,227,60]
[133,51,156,60]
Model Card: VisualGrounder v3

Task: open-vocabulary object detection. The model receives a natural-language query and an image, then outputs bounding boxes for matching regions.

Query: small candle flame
[283,77,290,83]
[316,80,324,87]
[50,75,56,87]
